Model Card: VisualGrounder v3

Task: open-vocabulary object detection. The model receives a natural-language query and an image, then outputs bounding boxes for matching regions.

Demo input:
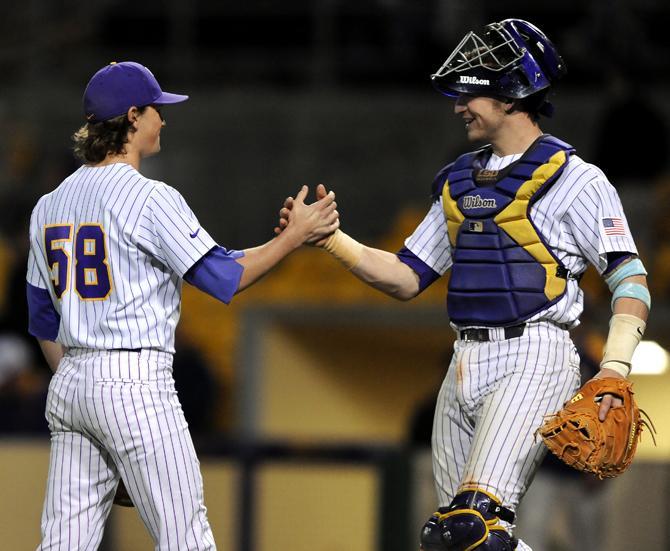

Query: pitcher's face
[133,105,166,157]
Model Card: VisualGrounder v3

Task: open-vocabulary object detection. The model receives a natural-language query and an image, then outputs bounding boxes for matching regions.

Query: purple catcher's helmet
[431,19,566,103]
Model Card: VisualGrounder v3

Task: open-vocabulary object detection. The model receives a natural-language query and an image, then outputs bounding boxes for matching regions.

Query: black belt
[458,323,526,342]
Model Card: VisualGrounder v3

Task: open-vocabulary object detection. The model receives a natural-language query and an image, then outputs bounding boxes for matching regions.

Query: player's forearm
[324,233,420,300]
[612,275,649,321]
[352,247,421,300]
[37,339,65,373]
[236,230,302,292]
[600,274,650,378]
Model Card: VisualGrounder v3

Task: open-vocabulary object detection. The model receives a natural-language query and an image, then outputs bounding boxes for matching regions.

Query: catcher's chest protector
[442,135,575,326]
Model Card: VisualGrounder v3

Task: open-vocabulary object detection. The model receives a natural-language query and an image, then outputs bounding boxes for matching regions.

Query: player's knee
[419,489,517,550]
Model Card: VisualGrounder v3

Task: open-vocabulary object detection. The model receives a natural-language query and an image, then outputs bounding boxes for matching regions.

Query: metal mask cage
[432,23,524,79]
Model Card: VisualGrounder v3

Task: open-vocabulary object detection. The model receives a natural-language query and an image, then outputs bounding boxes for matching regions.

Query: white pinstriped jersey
[27,162,216,353]
[405,152,638,327]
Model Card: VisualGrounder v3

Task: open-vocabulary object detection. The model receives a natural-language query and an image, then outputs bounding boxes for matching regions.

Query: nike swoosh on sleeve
[189,228,200,238]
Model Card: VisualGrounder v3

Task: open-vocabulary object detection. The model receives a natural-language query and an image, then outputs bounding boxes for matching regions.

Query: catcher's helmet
[431,19,566,101]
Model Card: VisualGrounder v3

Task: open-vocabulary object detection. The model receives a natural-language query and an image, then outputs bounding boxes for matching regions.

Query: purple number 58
[44,224,112,300]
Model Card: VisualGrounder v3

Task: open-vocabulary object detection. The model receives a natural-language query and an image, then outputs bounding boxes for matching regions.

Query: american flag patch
[602,217,626,236]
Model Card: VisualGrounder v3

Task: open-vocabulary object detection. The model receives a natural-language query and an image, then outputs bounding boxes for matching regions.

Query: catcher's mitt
[537,378,655,479]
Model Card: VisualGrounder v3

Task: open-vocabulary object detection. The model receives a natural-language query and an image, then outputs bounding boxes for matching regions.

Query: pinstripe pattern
[431,323,580,542]
[407,150,637,548]
[39,349,216,550]
[406,153,638,327]
[29,163,218,549]
[27,163,216,353]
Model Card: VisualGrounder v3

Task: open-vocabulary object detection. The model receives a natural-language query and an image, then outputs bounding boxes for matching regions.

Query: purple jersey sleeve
[183,246,245,304]
[27,283,60,340]
[604,252,635,275]
[396,246,441,292]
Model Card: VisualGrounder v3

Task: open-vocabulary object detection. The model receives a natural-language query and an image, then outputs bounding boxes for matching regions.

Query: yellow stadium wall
[0,441,380,550]
[1,440,667,550]
[236,308,451,443]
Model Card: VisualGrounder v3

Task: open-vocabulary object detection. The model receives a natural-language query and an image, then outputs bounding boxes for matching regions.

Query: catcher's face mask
[431,19,566,101]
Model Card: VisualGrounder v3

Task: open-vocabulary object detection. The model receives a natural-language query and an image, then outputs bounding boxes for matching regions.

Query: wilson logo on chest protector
[462,195,497,209]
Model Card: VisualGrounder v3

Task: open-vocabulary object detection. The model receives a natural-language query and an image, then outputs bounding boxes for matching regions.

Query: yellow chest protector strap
[443,150,569,301]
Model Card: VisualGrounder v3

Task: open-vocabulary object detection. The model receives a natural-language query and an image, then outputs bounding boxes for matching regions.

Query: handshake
[273,183,338,246]
[273,184,363,269]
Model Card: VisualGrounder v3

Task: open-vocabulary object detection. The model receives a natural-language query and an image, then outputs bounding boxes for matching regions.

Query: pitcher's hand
[274,184,336,246]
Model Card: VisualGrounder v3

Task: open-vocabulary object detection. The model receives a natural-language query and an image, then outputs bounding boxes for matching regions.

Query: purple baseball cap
[83,61,189,123]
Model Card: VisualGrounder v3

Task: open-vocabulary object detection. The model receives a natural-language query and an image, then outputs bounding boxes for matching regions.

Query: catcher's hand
[537,377,655,479]
[274,183,334,246]
[113,479,135,507]
[592,367,624,421]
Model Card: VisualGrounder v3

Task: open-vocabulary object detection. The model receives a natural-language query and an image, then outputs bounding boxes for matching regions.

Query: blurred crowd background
[1,1,670,550]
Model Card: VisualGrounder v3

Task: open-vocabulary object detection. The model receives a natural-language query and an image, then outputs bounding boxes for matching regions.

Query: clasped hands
[274,183,337,247]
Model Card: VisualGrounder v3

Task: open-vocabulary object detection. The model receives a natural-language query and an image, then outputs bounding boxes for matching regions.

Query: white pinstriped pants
[38,349,216,550]
[431,322,581,545]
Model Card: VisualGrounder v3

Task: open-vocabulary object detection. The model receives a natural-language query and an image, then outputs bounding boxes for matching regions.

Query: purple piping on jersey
[603,252,635,275]
[27,283,60,340]
[396,246,441,292]
[183,246,245,304]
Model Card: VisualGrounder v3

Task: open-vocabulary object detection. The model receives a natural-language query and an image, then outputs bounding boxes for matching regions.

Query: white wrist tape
[322,229,364,270]
[600,313,646,377]
[601,361,631,378]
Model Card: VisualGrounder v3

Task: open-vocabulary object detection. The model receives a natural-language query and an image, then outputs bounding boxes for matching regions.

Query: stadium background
[1,1,669,549]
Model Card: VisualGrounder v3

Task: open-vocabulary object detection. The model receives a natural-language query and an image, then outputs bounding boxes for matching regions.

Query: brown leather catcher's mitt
[537,378,655,479]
